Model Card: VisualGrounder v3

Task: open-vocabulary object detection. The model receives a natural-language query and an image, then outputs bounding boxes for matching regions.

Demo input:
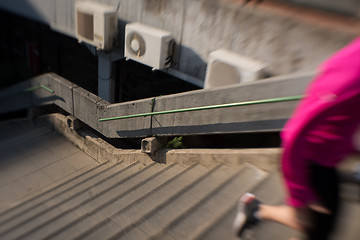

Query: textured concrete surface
[0,72,314,138]
[38,113,282,172]
[286,0,360,16]
[0,116,359,239]
[0,0,358,80]
[0,118,99,213]
[0,117,280,240]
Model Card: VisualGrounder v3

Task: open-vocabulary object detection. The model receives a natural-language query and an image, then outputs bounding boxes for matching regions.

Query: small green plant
[166,136,184,149]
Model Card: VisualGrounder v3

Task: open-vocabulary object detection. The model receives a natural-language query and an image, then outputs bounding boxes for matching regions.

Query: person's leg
[234,163,340,239]
[233,194,308,236]
[258,205,303,231]
[305,163,340,240]
[257,163,340,240]
[234,199,335,238]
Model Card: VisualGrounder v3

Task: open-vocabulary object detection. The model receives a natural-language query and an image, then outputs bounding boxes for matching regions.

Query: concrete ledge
[1,72,314,138]
[162,148,281,171]
[32,112,360,203]
[100,98,153,138]
[151,72,313,136]
[35,113,281,171]
[32,74,76,114]
[72,86,108,131]
[36,113,156,165]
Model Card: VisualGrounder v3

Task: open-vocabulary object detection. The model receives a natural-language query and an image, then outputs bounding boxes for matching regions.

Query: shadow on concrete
[177,45,207,81]
[34,95,66,104]
[0,0,48,24]
[115,59,200,103]
[150,119,287,136]
[116,119,285,147]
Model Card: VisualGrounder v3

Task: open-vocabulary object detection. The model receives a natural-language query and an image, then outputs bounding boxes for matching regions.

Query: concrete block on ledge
[141,137,160,155]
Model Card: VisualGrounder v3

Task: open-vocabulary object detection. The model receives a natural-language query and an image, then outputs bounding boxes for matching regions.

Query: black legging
[306,163,340,240]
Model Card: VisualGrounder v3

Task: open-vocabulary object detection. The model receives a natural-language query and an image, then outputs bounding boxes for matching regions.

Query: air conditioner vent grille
[75,1,118,50]
[77,12,94,41]
[127,32,146,58]
[124,22,174,69]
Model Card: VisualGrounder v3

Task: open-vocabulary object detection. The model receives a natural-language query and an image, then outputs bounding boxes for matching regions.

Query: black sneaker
[233,193,261,237]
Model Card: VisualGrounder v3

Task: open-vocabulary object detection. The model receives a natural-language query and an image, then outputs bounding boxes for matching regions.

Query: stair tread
[0,161,154,239]
[42,163,184,240]
[198,172,302,240]
[156,165,266,240]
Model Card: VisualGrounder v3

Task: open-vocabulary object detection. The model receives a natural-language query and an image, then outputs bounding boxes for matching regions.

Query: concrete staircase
[1,117,359,240]
[0,154,301,240]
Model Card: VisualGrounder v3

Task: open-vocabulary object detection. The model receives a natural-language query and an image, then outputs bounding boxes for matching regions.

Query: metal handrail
[99,95,304,122]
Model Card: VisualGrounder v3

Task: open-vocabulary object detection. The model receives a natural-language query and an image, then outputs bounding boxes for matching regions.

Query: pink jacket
[281,37,360,207]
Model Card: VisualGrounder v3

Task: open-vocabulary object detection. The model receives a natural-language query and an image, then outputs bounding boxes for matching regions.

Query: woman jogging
[233,36,360,240]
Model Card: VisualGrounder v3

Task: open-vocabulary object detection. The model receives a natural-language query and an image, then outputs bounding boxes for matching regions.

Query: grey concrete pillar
[98,53,115,103]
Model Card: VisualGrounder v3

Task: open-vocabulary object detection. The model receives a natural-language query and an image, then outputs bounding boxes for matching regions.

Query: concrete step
[0,125,52,153]
[0,160,144,239]
[0,130,65,178]
[1,116,359,240]
[0,160,270,240]
[0,122,100,213]
[130,165,253,240]
[240,172,303,240]
[63,163,211,240]
[0,118,33,142]
[79,164,266,240]
[0,161,109,226]
[194,172,302,240]
[151,165,266,240]
[40,162,184,240]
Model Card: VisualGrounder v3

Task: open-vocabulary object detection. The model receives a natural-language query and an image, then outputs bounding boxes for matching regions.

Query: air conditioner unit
[75,1,118,50]
[125,22,175,70]
[204,49,268,89]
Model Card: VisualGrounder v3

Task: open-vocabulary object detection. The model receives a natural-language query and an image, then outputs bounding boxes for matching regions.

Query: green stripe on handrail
[99,95,304,122]
[39,85,55,93]
[24,85,54,93]
[0,84,54,100]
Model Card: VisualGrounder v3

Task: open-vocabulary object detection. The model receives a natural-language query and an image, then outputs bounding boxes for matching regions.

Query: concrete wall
[0,0,359,82]
[0,72,314,138]
[283,0,360,16]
